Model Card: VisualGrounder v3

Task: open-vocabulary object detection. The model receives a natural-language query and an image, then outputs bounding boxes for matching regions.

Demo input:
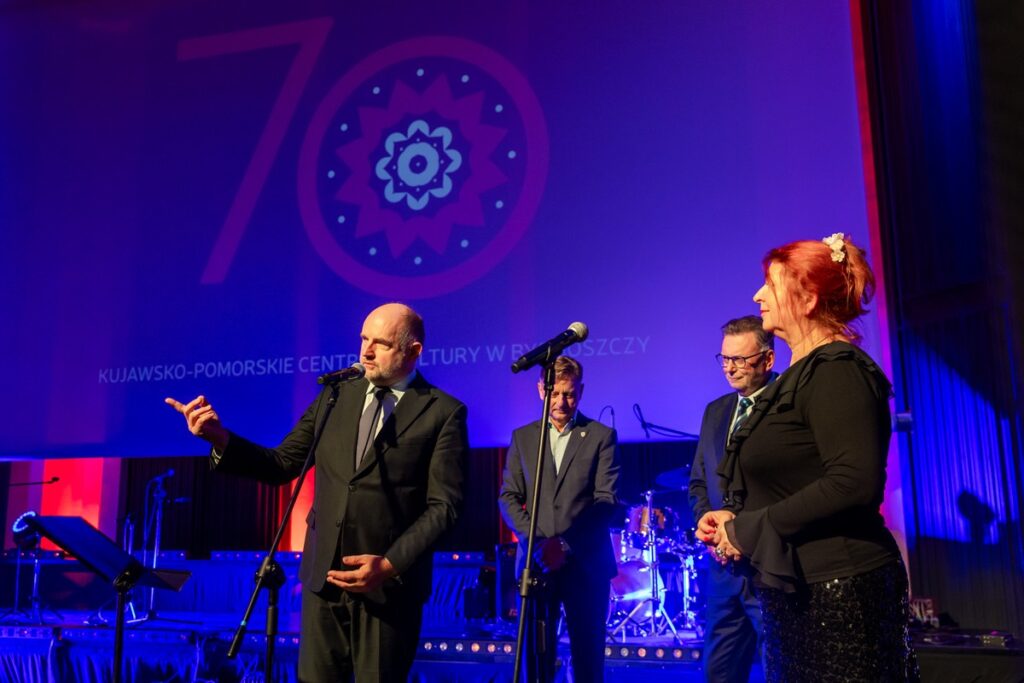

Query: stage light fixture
[12,511,40,551]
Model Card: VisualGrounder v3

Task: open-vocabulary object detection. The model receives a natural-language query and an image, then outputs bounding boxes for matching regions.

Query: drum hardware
[653,465,690,491]
[672,543,701,636]
[606,490,686,642]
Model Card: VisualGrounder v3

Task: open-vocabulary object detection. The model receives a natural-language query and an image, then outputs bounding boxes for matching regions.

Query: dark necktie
[356,387,391,468]
[730,396,754,439]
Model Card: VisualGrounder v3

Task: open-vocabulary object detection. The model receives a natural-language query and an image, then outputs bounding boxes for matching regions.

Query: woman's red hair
[763,235,875,342]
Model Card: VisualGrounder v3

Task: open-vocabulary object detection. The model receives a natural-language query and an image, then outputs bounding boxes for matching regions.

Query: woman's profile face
[754,261,803,338]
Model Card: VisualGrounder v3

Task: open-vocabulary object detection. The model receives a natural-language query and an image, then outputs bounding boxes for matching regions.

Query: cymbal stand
[673,543,700,636]
[608,490,680,641]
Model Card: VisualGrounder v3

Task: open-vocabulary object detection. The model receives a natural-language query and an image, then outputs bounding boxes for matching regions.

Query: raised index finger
[165,395,205,414]
[164,397,186,412]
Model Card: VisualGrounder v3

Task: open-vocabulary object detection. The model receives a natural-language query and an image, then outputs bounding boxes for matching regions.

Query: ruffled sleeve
[726,510,802,592]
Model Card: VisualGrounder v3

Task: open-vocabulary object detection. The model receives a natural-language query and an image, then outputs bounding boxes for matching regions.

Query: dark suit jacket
[689,374,777,521]
[689,391,764,681]
[213,372,468,604]
[498,413,620,581]
[688,392,738,521]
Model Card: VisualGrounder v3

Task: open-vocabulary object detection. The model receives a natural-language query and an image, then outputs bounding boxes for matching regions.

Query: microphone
[510,323,589,374]
[150,468,174,482]
[317,362,366,385]
[9,476,61,488]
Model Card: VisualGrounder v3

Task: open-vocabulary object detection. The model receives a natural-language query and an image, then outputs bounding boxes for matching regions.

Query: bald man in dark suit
[168,303,469,682]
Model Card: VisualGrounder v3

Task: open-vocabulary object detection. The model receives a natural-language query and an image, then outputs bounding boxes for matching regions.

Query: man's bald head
[360,303,425,386]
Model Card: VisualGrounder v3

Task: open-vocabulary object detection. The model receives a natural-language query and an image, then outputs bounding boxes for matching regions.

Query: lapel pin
[580,431,586,437]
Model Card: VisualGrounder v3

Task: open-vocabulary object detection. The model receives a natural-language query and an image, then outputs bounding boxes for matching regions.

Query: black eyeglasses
[715,351,767,369]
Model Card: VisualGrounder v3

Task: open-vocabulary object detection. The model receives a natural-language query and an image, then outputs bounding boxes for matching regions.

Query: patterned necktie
[731,396,754,438]
[356,387,391,468]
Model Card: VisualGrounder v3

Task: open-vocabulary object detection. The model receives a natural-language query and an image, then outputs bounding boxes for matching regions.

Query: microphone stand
[512,361,556,683]
[227,382,342,683]
[631,403,699,440]
[128,478,198,626]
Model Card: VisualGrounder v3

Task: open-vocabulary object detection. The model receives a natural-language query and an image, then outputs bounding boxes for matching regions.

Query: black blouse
[718,341,901,592]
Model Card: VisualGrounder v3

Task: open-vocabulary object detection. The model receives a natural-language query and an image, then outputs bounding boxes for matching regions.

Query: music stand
[25,516,191,683]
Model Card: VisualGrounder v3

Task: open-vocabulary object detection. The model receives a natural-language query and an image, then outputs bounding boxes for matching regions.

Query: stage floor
[1,552,1021,682]
[0,609,717,682]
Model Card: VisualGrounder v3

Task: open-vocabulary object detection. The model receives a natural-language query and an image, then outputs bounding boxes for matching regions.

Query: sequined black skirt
[758,560,920,683]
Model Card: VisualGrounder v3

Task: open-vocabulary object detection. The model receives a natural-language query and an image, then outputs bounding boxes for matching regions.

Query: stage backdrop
[0,1,883,456]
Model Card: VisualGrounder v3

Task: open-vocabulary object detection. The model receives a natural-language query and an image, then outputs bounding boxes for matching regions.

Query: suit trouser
[702,565,762,683]
[525,566,610,683]
[298,583,422,683]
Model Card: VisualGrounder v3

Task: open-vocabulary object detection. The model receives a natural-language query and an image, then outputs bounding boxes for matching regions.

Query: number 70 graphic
[178,18,548,298]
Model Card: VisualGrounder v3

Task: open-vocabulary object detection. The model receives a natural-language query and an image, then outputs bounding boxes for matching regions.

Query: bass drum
[608,559,664,621]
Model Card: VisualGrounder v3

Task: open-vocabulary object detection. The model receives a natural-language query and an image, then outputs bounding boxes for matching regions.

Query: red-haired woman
[699,233,919,681]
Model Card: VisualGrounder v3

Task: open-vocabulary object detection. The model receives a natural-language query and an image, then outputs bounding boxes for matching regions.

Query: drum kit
[607,486,702,642]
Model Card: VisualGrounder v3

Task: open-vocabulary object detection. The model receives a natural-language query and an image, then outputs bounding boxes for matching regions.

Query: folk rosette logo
[298,36,549,298]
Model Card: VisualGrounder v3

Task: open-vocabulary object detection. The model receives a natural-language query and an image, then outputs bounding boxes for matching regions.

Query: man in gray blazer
[499,355,620,682]
[688,315,775,682]
[167,303,469,682]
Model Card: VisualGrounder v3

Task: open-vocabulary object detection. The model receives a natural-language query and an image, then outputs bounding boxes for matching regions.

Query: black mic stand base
[226,382,341,679]
[512,361,557,683]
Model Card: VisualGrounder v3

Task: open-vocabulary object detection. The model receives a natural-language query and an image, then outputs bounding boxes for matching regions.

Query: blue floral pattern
[374,119,463,211]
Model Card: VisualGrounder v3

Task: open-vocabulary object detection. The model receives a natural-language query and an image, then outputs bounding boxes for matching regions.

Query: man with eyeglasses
[688,315,776,682]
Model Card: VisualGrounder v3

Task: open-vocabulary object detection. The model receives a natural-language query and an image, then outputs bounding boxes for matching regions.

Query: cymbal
[654,466,689,490]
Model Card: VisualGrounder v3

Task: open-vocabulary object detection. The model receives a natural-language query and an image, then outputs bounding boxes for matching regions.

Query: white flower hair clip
[822,232,846,263]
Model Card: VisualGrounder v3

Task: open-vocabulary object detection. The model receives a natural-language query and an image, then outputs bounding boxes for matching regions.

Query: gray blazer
[498,413,620,580]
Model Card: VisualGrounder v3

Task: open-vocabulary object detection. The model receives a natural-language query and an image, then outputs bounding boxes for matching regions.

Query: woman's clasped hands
[696,510,743,565]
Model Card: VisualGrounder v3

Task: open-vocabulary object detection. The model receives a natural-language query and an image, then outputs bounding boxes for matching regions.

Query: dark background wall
[861,0,1024,638]
[109,440,696,559]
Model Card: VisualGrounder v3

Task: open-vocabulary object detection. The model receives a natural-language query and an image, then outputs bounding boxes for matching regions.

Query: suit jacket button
[348,484,356,492]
